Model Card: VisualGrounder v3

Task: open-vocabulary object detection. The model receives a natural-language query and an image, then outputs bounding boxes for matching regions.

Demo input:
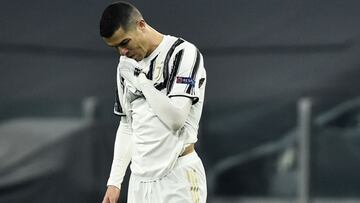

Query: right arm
[102,117,132,203]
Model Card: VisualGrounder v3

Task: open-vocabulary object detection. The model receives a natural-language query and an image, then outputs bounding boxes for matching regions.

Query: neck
[145,26,164,57]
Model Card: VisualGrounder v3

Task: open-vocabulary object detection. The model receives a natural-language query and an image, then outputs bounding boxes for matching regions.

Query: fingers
[102,186,120,203]
[102,196,109,203]
[110,197,118,203]
[120,58,139,71]
[102,195,118,203]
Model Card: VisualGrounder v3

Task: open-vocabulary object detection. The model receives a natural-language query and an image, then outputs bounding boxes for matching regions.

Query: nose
[118,47,129,56]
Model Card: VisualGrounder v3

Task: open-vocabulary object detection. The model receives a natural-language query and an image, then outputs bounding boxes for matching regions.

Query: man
[99,1,207,202]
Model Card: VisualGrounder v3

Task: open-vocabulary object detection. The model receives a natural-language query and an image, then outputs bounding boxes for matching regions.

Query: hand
[102,185,121,203]
[137,71,154,90]
[119,57,142,89]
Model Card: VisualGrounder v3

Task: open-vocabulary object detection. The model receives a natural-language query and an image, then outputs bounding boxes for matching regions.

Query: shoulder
[165,35,197,49]
[166,38,198,58]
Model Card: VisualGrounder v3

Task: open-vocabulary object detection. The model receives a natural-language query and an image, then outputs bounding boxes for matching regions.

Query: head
[100,1,150,61]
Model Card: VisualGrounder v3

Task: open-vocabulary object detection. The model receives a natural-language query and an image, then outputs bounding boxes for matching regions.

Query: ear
[137,19,146,32]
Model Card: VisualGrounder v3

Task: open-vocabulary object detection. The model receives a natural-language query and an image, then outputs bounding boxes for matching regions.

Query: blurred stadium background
[1,0,360,202]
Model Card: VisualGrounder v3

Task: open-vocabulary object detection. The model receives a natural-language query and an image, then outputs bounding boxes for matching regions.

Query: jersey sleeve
[113,85,125,116]
[166,43,205,105]
[114,63,126,116]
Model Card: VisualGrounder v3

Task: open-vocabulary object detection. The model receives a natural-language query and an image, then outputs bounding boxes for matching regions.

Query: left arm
[138,73,192,131]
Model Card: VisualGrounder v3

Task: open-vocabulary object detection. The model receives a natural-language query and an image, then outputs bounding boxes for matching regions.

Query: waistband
[131,151,199,182]
[174,151,200,168]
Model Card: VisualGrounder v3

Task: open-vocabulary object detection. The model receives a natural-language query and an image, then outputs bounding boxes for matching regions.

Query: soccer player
[99,1,207,202]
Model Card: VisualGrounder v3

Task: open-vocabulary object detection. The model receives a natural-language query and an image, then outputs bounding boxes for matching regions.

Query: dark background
[1,0,360,202]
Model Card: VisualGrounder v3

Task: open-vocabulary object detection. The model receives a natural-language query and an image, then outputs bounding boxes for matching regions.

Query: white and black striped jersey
[113,35,206,178]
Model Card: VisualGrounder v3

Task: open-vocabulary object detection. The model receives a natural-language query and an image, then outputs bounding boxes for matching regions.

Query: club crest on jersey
[176,77,195,86]
[154,61,164,82]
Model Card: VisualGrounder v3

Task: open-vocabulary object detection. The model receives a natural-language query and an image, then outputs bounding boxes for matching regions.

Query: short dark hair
[99,1,143,38]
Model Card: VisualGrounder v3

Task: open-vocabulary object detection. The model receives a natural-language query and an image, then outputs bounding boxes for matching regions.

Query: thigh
[127,174,146,203]
[160,159,207,203]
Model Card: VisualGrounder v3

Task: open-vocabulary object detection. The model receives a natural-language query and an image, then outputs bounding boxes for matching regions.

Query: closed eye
[118,39,130,47]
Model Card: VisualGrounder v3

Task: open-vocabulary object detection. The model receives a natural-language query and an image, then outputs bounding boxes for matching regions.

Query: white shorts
[127,151,207,203]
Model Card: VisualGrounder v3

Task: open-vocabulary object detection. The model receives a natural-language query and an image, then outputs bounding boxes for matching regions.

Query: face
[103,21,148,61]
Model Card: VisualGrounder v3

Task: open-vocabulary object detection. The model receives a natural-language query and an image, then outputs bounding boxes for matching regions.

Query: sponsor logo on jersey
[176,77,195,86]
